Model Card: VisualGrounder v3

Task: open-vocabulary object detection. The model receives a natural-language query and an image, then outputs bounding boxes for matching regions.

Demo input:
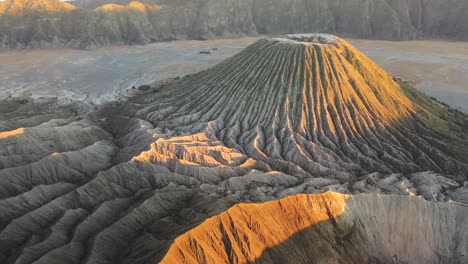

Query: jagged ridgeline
[0,0,163,48]
[129,34,468,180]
[1,0,468,48]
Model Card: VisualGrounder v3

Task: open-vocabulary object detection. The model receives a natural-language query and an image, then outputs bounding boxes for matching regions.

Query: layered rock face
[0,35,467,264]
[1,0,468,48]
[162,192,468,264]
[0,0,163,49]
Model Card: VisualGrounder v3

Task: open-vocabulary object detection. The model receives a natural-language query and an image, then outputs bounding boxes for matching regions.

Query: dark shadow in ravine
[248,194,468,264]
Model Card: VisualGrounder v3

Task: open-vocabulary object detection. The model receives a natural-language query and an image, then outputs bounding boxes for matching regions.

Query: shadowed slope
[129,34,467,180]
[162,192,468,264]
[3,0,468,48]
[0,35,467,264]
[0,0,77,48]
[162,192,348,264]
[0,0,161,48]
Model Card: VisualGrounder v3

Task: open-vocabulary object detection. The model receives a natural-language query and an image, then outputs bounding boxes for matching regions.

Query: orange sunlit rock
[162,192,348,264]
[0,127,25,140]
[95,1,160,12]
[161,192,468,264]
[0,0,76,15]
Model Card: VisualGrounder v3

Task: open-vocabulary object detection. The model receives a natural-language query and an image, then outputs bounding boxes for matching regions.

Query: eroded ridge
[162,192,468,264]
[131,35,467,179]
[0,35,467,264]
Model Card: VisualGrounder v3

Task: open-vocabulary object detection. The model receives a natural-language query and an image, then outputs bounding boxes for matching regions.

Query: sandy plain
[0,36,467,111]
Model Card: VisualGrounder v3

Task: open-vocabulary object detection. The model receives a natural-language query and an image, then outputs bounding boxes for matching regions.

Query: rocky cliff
[1,0,468,48]
[0,0,162,48]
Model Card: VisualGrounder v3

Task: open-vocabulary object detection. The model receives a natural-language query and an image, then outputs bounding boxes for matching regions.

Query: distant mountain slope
[0,0,162,48]
[0,0,76,14]
[0,0,467,48]
[71,0,159,9]
[0,0,77,48]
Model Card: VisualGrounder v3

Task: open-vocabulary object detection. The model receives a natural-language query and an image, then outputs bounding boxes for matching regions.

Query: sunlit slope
[2,0,468,48]
[0,35,467,264]
[72,0,159,9]
[95,1,159,11]
[0,0,76,48]
[162,192,468,264]
[131,34,467,179]
[0,0,160,48]
[0,0,76,14]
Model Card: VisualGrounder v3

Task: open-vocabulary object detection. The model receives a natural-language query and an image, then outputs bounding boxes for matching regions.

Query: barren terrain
[349,39,468,111]
[1,37,467,111]
[0,34,467,264]
[0,37,260,104]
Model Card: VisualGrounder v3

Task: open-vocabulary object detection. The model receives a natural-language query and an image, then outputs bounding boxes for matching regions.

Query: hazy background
[0,0,467,111]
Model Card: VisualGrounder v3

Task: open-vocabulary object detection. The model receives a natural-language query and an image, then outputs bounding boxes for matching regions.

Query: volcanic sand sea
[0,37,467,111]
